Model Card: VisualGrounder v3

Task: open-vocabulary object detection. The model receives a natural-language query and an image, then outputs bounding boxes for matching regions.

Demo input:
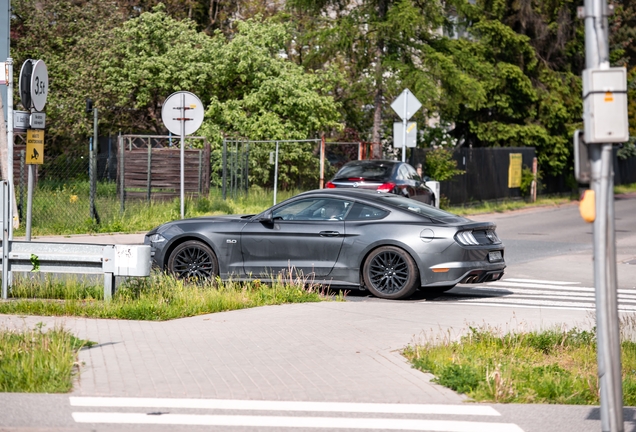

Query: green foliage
[0,325,91,392]
[404,326,636,405]
[30,254,40,272]
[424,149,465,182]
[2,272,338,321]
[519,165,542,197]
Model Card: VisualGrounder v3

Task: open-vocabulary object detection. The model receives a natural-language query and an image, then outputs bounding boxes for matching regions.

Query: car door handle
[319,231,340,237]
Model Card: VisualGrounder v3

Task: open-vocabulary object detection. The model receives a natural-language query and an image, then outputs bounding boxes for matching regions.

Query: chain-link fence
[14,147,97,232]
[220,139,366,202]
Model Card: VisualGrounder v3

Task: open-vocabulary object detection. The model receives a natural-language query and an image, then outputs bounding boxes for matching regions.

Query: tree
[201,18,342,188]
[286,0,449,159]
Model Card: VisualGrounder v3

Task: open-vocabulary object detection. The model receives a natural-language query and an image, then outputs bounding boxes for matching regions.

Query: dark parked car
[145,189,505,300]
[326,160,435,206]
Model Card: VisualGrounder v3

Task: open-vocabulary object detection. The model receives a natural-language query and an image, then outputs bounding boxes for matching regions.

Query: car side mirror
[258,210,273,224]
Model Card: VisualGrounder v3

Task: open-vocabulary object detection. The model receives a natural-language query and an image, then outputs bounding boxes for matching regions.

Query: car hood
[147,214,252,236]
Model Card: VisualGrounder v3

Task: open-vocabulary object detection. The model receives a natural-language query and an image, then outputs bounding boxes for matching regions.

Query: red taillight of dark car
[325,181,337,188]
[376,182,395,193]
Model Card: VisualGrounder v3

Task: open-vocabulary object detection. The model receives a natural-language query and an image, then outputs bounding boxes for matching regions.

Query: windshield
[334,163,394,180]
[376,195,470,223]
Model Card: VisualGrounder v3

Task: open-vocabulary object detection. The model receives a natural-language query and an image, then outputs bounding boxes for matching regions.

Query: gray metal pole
[119,133,125,214]
[2,182,8,299]
[90,108,98,221]
[25,164,33,241]
[222,139,227,200]
[6,58,13,239]
[180,93,185,219]
[273,141,279,206]
[584,0,624,429]
[402,95,407,163]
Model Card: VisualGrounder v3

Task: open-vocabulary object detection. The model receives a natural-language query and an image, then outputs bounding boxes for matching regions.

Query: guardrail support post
[104,273,115,302]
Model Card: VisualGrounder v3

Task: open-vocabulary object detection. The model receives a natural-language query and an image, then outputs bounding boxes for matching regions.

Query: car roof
[297,188,394,201]
[340,160,401,167]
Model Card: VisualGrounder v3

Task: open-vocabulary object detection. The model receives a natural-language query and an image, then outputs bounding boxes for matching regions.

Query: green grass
[403,324,636,405]
[447,196,575,217]
[614,182,636,195]
[0,324,95,392]
[0,272,339,320]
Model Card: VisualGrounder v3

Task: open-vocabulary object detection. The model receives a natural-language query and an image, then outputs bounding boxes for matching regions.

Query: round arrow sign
[30,60,48,112]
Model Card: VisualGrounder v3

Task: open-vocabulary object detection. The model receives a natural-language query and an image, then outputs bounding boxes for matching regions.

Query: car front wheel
[167,240,218,281]
[362,246,419,300]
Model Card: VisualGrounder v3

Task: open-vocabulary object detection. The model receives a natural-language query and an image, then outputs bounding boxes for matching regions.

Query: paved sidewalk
[0,300,590,403]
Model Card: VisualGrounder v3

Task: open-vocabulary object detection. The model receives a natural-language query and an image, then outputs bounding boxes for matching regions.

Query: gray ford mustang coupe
[145,189,505,300]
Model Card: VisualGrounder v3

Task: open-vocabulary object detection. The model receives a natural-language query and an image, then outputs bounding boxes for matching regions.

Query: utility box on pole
[583,67,629,144]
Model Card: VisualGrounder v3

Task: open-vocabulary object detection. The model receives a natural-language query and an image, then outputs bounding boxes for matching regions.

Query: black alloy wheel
[362,246,419,300]
[167,240,218,281]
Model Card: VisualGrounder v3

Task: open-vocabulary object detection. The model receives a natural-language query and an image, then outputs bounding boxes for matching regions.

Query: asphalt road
[1,195,635,432]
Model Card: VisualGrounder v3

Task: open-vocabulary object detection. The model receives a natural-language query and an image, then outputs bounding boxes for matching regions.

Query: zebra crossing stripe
[71,412,525,431]
[69,397,500,416]
[504,278,580,285]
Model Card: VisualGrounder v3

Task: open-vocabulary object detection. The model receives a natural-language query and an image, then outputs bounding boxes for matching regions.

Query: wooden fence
[118,135,210,201]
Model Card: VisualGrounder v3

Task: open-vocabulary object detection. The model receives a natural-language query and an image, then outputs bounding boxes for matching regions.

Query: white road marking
[490,281,594,291]
[69,397,499,416]
[432,278,636,311]
[71,412,525,431]
[504,278,580,285]
[470,288,636,302]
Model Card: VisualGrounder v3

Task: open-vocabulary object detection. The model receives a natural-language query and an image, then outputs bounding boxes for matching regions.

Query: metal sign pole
[583,0,624,429]
[6,58,13,237]
[180,92,185,219]
[273,141,279,206]
[25,164,33,240]
[2,181,9,299]
[402,95,407,162]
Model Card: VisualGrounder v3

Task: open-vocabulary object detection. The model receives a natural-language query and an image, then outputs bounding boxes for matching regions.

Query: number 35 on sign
[26,130,45,165]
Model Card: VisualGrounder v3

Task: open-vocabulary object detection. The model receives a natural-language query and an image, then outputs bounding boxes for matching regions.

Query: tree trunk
[371,0,388,159]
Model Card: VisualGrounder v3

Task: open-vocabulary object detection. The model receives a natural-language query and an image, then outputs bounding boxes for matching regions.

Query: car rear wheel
[167,240,218,281]
[362,246,419,300]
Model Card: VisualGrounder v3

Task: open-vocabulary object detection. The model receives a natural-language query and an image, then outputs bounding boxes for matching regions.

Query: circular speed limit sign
[30,60,48,111]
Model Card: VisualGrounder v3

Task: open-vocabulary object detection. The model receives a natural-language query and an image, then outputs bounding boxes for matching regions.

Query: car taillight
[376,182,395,193]
[325,181,336,188]
[455,230,480,246]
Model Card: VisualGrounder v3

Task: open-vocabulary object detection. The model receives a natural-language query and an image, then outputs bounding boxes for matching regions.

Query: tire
[167,240,219,281]
[362,246,420,300]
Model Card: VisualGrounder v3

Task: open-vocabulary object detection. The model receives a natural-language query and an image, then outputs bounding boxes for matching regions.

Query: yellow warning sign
[26,129,44,165]
[508,153,522,188]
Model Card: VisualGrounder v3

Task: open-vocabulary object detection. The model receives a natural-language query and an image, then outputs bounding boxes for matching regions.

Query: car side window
[397,165,410,180]
[406,164,421,181]
[272,198,352,221]
[345,202,390,221]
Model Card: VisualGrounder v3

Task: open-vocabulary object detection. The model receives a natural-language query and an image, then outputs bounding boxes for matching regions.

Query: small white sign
[391,89,422,121]
[161,91,204,136]
[115,245,138,267]
[30,112,46,129]
[14,111,30,130]
[393,122,417,148]
[0,62,6,85]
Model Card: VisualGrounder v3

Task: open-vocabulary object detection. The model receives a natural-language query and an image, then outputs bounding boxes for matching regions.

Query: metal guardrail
[1,241,151,301]
[0,180,151,301]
